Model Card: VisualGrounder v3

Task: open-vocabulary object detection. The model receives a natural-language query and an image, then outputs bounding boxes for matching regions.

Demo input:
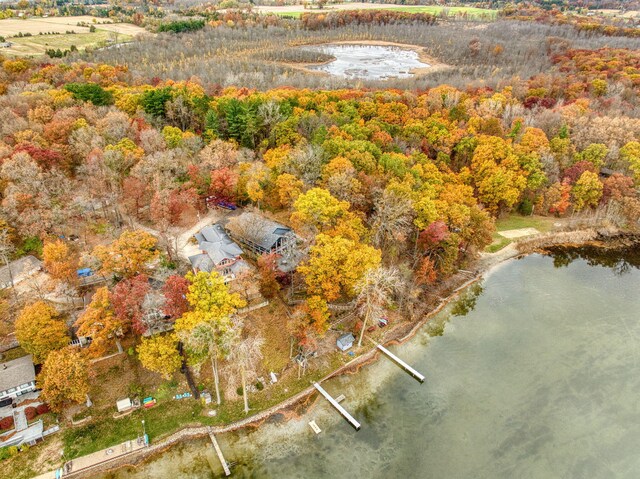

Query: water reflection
[546,244,640,275]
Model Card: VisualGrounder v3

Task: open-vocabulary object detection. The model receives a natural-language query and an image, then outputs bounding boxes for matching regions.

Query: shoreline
[49,227,638,478]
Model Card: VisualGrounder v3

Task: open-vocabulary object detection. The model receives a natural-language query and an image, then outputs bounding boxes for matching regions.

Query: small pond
[304,44,430,80]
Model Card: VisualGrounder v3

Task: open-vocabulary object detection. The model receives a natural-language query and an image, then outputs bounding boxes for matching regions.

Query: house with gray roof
[0,355,37,401]
[225,212,297,255]
[188,223,249,282]
[0,256,42,289]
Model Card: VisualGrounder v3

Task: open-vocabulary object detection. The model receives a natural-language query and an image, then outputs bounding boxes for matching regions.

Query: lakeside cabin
[189,223,250,282]
[0,355,37,401]
[225,212,301,272]
[225,212,296,256]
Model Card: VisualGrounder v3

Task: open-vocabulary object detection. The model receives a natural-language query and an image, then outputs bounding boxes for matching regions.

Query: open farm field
[593,9,640,18]
[0,16,144,56]
[0,16,145,36]
[4,30,133,56]
[254,3,497,18]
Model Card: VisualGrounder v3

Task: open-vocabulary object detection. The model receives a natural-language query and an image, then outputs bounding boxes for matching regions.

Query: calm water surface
[305,44,429,80]
[104,251,640,479]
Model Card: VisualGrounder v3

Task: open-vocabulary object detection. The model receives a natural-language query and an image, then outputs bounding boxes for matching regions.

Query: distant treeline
[300,10,437,30]
[157,19,206,34]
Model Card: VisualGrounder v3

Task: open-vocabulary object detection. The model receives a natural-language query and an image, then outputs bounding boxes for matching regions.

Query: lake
[304,44,430,80]
[102,248,640,479]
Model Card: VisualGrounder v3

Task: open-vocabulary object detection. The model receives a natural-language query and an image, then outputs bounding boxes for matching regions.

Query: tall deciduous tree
[38,347,90,412]
[298,234,381,303]
[15,301,68,364]
[137,333,182,380]
[354,267,399,347]
[43,239,77,284]
[162,274,190,319]
[74,287,122,357]
[93,230,158,278]
[572,171,603,211]
[174,271,246,331]
[110,274,150,334]
[226,324,264,414]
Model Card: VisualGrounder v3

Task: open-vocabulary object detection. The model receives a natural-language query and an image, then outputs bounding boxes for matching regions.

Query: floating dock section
[313,382,361,431]
[207,427,231,476]
[376,344,425,383]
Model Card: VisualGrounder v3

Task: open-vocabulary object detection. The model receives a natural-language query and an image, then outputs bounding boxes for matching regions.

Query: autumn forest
[1,5,640,477]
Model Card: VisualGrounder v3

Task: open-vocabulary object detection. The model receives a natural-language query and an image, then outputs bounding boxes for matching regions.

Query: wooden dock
[207,427,231,476]
[313,382,361,431]
[376,344,425,383]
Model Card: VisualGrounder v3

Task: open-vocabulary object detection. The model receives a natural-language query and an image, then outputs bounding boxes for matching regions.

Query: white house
[0,355,37,400]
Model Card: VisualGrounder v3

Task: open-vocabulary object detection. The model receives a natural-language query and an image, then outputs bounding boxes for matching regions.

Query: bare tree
[355,267,400,348]
[226,321,264,414]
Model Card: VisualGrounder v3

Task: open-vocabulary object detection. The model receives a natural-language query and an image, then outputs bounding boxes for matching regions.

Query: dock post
[207,427,231,476]
[313,382,361,431]
[376,344,425,383]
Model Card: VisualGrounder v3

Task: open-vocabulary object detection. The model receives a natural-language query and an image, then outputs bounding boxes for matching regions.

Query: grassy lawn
[61,351,346,459]
[5,29,132,56]
[486,214,560,253]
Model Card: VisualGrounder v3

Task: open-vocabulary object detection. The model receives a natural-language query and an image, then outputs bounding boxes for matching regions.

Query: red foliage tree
[418,221,450,251]
[110,274,150,334]
[602,173,636,204]
[36,403,50,415]
[13,143,64,170]
[122,177,151,219]
[209,168,239,200]
[162,274,190,319]
[562,160,596,184]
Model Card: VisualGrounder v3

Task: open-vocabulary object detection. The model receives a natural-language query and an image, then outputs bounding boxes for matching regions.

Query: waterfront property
[189,223,250,282]
[336,333,355,352]
[0,355,37,400]
[225,212,296,256]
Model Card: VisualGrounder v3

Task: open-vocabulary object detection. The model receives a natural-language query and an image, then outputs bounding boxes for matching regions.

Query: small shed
[116,398,133,413]
[336,333,355,352]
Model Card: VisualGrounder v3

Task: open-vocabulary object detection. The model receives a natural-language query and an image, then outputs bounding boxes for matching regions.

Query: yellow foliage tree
[15,301,68,364]
[298,234,382,303]
[174,270,246,332]
[291,187,350,233]
[275,173,304,208]
[74,287,123,357]
[137,333,182,380]
[93,230,158,278]
[38,347,90,412]
[43,239,77,284]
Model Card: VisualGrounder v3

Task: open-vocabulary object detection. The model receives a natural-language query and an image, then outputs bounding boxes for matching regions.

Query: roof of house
[336,333,355,348]
[195,224,244,265]
[0,256,42,287]
[226,212,294,251]
[0,355,36,393]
